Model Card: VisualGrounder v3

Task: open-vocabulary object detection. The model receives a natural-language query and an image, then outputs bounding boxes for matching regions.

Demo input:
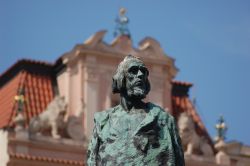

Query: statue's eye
[128,66,138,74]
[140,67,149,76]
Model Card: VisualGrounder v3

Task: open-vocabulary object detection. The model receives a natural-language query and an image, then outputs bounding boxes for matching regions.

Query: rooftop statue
[87,55,185,166]
[178,112,213,157]
[29,96,67,139]
[114,8,131,37]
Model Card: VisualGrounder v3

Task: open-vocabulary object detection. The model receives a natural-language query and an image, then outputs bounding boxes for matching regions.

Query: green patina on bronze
[87,55,185,166]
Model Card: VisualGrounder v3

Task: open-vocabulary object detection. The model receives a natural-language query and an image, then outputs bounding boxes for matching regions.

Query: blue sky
[1,1,250,145]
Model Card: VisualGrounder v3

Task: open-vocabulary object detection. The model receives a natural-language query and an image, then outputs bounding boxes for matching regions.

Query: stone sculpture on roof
[87,55,185,166]
[114,8,130,37]
[13,88,26,131]
[29,96,67,139]
[178,112,213,157]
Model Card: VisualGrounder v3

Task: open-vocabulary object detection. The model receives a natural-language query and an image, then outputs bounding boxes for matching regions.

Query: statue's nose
[137,70,144,78]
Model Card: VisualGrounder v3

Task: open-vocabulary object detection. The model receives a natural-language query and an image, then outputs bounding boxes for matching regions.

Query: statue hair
[112,55,151,95]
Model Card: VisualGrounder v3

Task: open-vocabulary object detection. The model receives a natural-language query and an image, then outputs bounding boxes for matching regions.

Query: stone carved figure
[87,55,185,166]
[29,96,67,139]
[178,112,213,157]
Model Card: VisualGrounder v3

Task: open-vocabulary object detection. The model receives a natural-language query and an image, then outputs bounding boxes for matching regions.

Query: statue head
[112,55,150,99]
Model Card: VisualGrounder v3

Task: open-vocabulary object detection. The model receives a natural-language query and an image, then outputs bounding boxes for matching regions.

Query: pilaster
[83,57,100,139]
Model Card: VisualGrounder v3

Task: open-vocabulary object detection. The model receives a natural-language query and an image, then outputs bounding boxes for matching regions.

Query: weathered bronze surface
[87,55,185,166]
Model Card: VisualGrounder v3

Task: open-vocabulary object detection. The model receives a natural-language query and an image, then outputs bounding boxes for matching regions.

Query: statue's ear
[145,78,151,95]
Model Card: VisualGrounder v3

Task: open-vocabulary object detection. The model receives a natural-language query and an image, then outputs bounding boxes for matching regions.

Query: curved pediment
[84,30,107,47]
[138,37,165,58]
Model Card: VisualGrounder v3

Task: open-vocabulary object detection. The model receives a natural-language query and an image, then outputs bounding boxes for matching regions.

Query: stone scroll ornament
[87,55,185,166]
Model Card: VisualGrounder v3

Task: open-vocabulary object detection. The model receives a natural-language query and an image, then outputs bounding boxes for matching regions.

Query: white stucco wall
[0,129,9,166]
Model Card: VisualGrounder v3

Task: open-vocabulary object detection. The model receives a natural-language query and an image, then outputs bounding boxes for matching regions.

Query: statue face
[125,61,149,99]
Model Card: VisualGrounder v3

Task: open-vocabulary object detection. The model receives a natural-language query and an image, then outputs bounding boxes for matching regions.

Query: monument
[87,55,185,165]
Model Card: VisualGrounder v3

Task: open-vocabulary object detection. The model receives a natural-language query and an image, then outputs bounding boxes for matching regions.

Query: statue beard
[126,85,146,99]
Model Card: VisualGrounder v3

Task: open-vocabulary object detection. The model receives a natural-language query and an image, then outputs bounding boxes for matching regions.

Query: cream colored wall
[68,60,83,116]
[0,130,9,166]
[142,63,172,112]
[57,69,69,102]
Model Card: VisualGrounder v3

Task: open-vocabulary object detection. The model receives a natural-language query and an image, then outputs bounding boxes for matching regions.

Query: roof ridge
[0,58,53,78]
[172,80,193,87]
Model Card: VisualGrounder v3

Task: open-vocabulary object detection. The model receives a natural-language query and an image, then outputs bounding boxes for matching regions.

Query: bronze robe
[87,103,185,166]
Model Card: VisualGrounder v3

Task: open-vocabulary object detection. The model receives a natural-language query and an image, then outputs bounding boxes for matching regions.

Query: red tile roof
[0,59,55,128]
[9,153,84,165]
[171,80,214,147]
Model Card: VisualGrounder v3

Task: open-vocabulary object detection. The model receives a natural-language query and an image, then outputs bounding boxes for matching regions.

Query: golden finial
[14,88,25,112]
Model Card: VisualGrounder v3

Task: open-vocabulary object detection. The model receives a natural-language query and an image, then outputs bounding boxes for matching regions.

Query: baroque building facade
[0,30,249,166]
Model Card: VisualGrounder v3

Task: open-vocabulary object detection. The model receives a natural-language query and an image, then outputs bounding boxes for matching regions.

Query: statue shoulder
[147,102,172,117]
[147,102,175,125]
[93,105,119,125]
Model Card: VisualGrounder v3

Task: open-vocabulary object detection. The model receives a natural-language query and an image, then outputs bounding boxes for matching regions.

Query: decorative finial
[119,8,126,16]
[14,88,25,112]
[114,7,131,37]
[14,88,26,131]
[215,115,228,142]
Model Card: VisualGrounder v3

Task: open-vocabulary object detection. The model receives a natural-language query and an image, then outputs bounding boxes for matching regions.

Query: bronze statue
[87,55,185,166]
